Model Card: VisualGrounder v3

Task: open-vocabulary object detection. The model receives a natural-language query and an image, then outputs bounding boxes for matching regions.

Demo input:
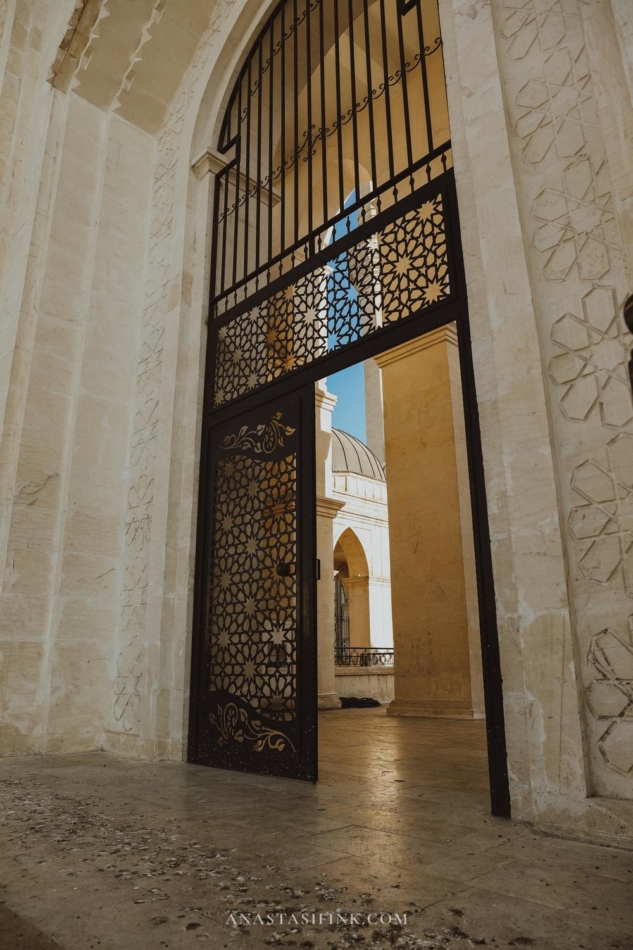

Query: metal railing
[335,646,394,667]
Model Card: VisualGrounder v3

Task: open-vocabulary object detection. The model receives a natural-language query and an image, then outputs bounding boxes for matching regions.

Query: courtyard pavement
[1,708,632,950]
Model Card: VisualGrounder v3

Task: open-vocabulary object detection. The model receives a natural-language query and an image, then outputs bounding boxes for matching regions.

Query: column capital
[374,324,457,369]
[317,497,345,519]
[315,387,338,412]
[191,149,281,204]
[191,148,225,179]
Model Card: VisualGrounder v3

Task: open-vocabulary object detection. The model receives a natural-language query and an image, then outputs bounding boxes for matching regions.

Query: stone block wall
[491,0,633,800]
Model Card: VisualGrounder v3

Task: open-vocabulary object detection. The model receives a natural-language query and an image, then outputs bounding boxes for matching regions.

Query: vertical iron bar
[220,170,229,300]
[318,0,327,234]
[415,0,434,157]
[347,0,361,215]
[333,0,345,217]
[395,0,413,176]
[379,0,396,187]
[209,170,222,314]
[293,0,299,248]
[232,81,242,290]
[244,60,252,287]
[255,35,264,280]
[281,1,286,257]
[446,171,511,817]
[306,0,313,247]
[362,0,378,200]
[268,22,275,266]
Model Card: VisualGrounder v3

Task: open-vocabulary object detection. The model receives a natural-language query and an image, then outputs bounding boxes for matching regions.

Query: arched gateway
[188,0,509,813]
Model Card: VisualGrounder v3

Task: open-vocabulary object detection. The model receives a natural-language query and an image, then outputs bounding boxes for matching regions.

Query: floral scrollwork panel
[210,699,297,753]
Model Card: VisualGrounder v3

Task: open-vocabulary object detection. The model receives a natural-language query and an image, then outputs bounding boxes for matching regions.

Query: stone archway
[334,528,371,650]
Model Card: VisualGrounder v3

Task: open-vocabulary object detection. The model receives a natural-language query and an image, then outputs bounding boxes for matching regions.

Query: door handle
[276,561,295,577]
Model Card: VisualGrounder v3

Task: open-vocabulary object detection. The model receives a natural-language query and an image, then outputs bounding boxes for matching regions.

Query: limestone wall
[0,0,153,754]
[490,0,633,801]
[442,0,633,839]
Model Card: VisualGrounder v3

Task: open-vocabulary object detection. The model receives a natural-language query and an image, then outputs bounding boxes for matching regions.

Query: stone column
[364,358,385,465]
[367,577,393,650]
[315,382,343,709]
[375,326,475,718]
[344,575,371,648]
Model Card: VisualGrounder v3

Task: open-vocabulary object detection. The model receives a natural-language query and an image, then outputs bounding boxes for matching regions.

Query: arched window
[213,0,449,313]
[211,0,456,409]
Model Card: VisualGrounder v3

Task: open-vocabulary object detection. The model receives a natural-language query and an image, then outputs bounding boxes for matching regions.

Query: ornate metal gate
[189,0,510,813]
[190,388,317,779]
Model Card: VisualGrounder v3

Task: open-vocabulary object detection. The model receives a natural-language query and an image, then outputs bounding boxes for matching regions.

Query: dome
[331,428,385,481]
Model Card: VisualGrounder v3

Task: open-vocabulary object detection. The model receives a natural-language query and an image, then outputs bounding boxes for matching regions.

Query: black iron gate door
[189,386,317,780]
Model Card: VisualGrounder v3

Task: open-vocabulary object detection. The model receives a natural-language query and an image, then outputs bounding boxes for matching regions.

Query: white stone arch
[333,527,371,649]
[107,0,591,828]
[110,0,293,753]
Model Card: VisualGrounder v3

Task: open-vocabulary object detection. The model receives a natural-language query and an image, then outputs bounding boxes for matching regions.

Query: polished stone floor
[1,708,632,950]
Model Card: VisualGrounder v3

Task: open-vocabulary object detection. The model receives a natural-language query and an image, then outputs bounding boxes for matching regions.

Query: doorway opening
[315,328,490,798]
[188,0,510,818]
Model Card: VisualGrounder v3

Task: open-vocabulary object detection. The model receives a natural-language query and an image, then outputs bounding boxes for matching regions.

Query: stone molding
[387,698,474,719]
[373,324,458,369]
[317,692,342,710]
[316,497,345,520]
[191,147,281,203]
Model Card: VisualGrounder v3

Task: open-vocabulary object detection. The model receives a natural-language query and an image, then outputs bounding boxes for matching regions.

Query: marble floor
[1,708,632,950]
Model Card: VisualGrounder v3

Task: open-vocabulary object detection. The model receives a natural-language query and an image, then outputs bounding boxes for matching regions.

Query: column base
[318,692,342,710]
[387,699,474,719]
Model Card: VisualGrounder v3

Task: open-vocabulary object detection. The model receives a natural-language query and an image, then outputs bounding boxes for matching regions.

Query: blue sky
[327,363,366,442]
[324,190,366,443]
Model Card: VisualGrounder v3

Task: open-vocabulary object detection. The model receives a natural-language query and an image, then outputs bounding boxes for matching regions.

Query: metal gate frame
[188,0,511,818]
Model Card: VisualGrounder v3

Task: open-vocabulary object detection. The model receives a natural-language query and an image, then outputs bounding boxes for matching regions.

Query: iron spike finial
[624,293,633,393]
[623,293,633,335]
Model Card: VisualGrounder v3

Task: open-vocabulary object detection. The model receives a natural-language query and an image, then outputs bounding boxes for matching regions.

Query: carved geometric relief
[113,648,143,726]
[568,434,633,594]
[548,286,633,428]
[111,0,241,734]
[587,622,633,775]
[500,0,633,797]
[531,157,617,282]
[515,53,590,165]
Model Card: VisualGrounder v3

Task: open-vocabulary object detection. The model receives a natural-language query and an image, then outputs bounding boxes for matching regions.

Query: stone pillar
[368,577,393,650]
[344,575,371,648]
[364,358,385,465]
[315,382,343,709]
[375,326,475,719]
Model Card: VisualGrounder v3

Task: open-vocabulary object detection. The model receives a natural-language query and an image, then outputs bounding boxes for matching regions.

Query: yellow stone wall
[377,327,475,718]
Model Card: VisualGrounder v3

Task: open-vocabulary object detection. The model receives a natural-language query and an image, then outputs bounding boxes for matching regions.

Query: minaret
[363,358,385,466]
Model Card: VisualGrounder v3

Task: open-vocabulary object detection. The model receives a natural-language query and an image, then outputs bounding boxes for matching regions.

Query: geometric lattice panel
[213,188,451,407]
[209,449,297,723]
[192,392,317,780]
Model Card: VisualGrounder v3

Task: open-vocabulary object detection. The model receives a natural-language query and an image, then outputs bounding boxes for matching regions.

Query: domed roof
[331,428,385,481]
